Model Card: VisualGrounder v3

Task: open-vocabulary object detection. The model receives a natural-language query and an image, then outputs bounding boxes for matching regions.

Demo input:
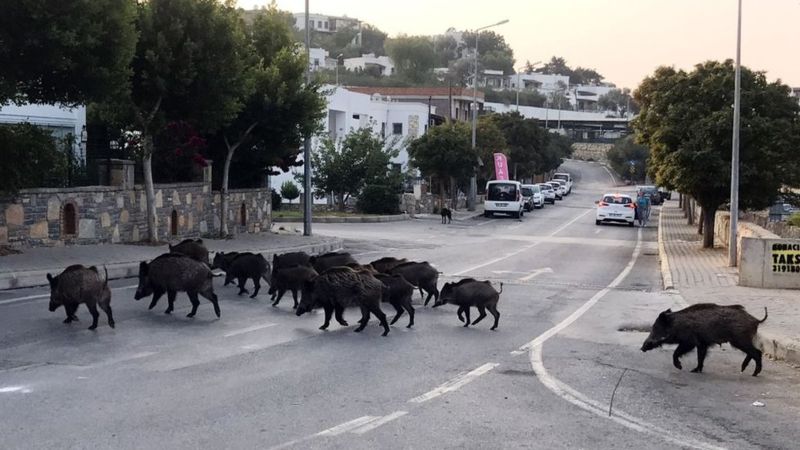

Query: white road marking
[0,385,32,394]
[595,228,601,234]
[475,218,497,227]
[223,323,276,338]
[454,209,592,276]
[518,267,553,281]
[408,362,498,403]
[0,284,136,306]
[316,416,381,436]
[82,351,158,369]
[518,228,725,450]
[350,411,408,434]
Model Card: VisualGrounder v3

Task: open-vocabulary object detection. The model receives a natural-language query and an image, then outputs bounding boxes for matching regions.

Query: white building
[0,103,87,162]
[568,84,616,111]
[790,87,800,105]
[507,72,570,95]
[309,47,330,71]
[292,13,360,34]
[343,53,395,77]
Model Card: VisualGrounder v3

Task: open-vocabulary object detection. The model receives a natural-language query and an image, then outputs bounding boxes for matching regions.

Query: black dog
[441,208,452,224]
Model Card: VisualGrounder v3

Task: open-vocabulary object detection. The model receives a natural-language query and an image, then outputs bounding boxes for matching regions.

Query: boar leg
[472,306,487,325]
[186,292,201,318]
[371,306,390,337]
[418,287,424,300]
[487,304,500,331]
[250,277,261,299]
[389,302,404,325]
[334,304,349,327]
[86,302,100,330]
[404,301,415,328]
[272,288,286,306]
[319,305,334,330]
[731,340,763,376]
[461,307,471,327]
[355,306,370,332]
[99,302,115,329]
[148,288,165,310]
[691,344,709,373]
[237,277,249,296]
[290,289,299,309]
[672,342,695,370]
[63,304,79,323]
[165,290,176,314]
[198,290,221,318]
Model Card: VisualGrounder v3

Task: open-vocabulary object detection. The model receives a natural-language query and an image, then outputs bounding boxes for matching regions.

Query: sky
[237,0,800,90]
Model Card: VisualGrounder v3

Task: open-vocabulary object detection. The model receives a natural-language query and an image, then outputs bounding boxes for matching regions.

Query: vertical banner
[493,153,509,180]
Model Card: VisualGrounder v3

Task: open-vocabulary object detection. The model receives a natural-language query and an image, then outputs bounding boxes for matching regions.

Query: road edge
[657,206,675,290]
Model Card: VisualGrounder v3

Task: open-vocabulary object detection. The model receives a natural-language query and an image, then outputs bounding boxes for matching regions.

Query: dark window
[381,122,386,138]
[171,210,178,236]
[521,187,533,196]
[352,114,360,120]
[392,123,403,135]
[63,203,76,235]
[240,203,247,227]
[317,20,322,28]
[324,21,328,29]
[487,183,518,201]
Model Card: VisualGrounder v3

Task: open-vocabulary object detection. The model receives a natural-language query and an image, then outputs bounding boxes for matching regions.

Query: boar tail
[758,307,768,323]
[498,282,504,294]
[103,266,109,287]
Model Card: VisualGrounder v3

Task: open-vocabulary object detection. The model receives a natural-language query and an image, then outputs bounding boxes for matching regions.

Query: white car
[552,172,573,194]
[523,184,544,209]
[595,193,636,226]
[554,179,569,196]
[484,180,524,218]
[538,183,556,204]
[547,181,565,199]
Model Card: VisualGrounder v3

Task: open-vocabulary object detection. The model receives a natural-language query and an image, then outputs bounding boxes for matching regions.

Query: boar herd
[45,238,771,376]
[45,239,503,337]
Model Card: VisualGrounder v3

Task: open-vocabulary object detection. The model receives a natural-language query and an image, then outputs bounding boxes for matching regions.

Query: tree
[312,127,399,211]
[0,0,137,106]
[474,117,508,182]
[408,122,476,206]
[607,136,649,183]
[385,36,436,84]
[539,56,571,77]
[598,88,639,116]
[538,56,605,86]
[487,112,551,180]
[634,60,800,248]
[0,124,77,194]
[123,0,251,242]
[571,67,604,85]
[280,180,300,204]
[484,89,547,108]
[463,30,515,75]
[360,24,388,56]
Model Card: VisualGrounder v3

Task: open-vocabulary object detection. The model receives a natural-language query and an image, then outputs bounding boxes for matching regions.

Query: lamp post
[108,139,119,186]
[335,53,343,85]
[469,19,509,211]
[303,0,312,236]
[728,0,743,266]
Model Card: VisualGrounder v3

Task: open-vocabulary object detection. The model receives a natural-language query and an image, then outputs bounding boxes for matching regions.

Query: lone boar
[309,252,358,274]
[211,251,240,286]
[168,238,209,265]
[47,265,114,330]
[296,266,390,336]
[433,278,502,330]
[369,257,408,274]
[271,265,319,308]
[374,273,415,328]
[135,253,221,318]
[223,252,271,298]
[641,303,768,376]
[388,261,439,305]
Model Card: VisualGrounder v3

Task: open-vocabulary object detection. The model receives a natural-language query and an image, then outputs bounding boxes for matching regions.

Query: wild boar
[374,273,415,328]
[271,265,319,308]
[641,303,768,376]
[296,266,390,336]
[309,252,358,274]
[369,257,409,274]
[134,253,221,318]
[433,278,502,330]
[168,238,209,265]
[211,251,240,286]
[269,251,312,299]
[388,261,439,306]
[223,252,271,298]
[345,262,378,274]
[47,265,114,330]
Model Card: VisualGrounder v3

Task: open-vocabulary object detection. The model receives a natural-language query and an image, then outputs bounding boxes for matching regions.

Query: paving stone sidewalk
[0,231,342,290]
[659,198,800,366]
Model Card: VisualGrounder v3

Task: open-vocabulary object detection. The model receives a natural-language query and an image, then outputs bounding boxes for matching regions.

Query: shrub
[280,180,300,203]
[357,185,400,215]
[0,123,73,194]
[787,213,800,227]
[271,188,282,211]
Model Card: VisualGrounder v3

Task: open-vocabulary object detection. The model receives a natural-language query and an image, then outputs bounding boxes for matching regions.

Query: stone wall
[571,143,613,162]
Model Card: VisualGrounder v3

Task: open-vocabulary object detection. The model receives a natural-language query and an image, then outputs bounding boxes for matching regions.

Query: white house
[309,47,330,71]
[507,73,570,94]
[292,13,360,34]
[0,103,87,162]
[790,87,800,105]
[343,53,395,77]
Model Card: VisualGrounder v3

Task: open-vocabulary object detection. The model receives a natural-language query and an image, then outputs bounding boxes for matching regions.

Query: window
[62,203,77,235]
[240,203,247,227]
[317,20,322,28]
[392,123,403,135]
[487,183,518,201]
[381,122,386,138]
[324,21,328,29]
[314,58,320,67]
[352,114,360,120]
[170,210,178,236]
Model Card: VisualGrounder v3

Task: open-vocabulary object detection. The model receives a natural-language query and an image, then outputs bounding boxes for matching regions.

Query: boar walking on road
[211,251,240,286]
[134,253,221,318]
[269,252,312,299]
[309,252,358,274]
[374,273,415,328]
[296,266,390,336]
[271,265,319,308]
[641,303,768,376]
[388,261,439,306]
[433,278,502,330]
[47,265,114,330]
[168,238,209,265]
[369,257,409,274]
[223,253,271,298]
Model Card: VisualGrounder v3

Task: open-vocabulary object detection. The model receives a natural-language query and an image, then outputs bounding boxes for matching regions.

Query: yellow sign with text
[771,242,800,274]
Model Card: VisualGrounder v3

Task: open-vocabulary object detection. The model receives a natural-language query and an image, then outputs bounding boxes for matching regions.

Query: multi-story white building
[292,13,360,34]
[0,103,87,162]
[507,72,570,95]
[343,53,395,77]
[309,48,330,71]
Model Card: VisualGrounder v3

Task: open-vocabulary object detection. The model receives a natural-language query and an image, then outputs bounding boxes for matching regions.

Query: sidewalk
[0,231,343,290]
[658,199,800,366]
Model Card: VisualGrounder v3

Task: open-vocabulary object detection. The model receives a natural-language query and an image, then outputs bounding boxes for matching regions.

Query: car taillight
[599,202,609,207]
[625,204,636,208]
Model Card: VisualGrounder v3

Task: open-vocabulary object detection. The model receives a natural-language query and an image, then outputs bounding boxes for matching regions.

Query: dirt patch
[0,245,22,256]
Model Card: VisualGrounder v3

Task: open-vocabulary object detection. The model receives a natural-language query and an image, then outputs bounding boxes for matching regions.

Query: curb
[272,214,409,224]
[657,206,675,290]
[0,238,344,291]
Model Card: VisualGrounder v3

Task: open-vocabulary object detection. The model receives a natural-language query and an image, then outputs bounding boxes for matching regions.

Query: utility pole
[303,0,312,236]
[728,0,743,266]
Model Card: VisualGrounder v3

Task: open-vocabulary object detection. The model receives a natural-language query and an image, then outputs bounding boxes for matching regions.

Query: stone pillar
[98,159,135,189]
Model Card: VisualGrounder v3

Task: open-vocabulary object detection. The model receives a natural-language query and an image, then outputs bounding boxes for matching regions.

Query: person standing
[636,190,651,227]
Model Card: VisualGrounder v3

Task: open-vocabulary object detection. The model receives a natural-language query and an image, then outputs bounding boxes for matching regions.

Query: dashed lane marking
[223,323,277,338]
[408,362,499,404]
[350,411,408,434]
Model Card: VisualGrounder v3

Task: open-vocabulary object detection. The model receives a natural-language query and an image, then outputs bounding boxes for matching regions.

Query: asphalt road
[1,160,799,450]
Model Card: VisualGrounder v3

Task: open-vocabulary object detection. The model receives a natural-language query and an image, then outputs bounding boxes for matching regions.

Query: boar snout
[640,338,659,352]
[48,301,60,312]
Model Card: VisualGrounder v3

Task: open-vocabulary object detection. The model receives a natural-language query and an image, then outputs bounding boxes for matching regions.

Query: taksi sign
[771,242,800,274]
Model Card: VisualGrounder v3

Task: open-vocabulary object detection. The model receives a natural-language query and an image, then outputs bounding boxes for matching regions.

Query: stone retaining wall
[571,143,613,162]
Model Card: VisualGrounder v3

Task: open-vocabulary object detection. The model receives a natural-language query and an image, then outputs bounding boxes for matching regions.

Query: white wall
[0,103,87,162]
[309,48,329,71]
[343,54,395,76]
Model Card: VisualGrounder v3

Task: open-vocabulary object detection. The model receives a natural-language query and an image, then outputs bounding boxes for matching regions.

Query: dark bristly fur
[211,251,240,285]
[223,253,271,298]
[433,278,501,330]
[441,207,452,224]
[135,253,221,318]
[309,252,358,274]
[374,273,415,328]
[47,265,113,330]
[269,252,312,299]
[168,238,209,265]
[388,261,439,305]
[271,265,319,308]
[369,257,409,274]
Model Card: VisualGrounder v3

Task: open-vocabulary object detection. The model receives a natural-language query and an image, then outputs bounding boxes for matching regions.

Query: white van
[484,180,524,218]
[552,172,573,194]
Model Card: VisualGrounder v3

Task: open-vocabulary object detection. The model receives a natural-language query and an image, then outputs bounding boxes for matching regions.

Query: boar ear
[139,261,149,275]
[46,273,57,287]
[657,309,673,324]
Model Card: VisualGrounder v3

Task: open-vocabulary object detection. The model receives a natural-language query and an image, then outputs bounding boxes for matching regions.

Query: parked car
[484,180,524,218]
[521,185,535,212]
[552,172,573,194]
[554,179,569,196]
[596,193,636,227]
[547,181,564,200]
[637,185,663,205]
[657,187,672,200]
[538,183,556,204]
[522,184,544,209]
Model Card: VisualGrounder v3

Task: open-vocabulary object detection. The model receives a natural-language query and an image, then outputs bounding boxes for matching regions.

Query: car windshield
[487,183,518,201]
[603,195,632,205]
[530,185,540,193]
[521,187,533,196]
[553,174,568,181]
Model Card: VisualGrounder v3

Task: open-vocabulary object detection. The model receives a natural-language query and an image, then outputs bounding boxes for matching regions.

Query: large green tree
[598,88,639,116]
[463,30,515,75]
[487,112,552,180]
[634,60,800,248]
[607,136,649,183]
[408,122,477,204]
[385,36,436,84]
[0,0,137,106]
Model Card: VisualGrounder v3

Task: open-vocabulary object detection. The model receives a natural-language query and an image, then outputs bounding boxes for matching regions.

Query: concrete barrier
[715,211,779,267]
[741,237,800,288]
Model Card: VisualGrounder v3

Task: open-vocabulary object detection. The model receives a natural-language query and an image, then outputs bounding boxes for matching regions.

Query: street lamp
[469,19,509,211]
[303,0,312,236]
[729,0,743,266]
[335,53,343,85]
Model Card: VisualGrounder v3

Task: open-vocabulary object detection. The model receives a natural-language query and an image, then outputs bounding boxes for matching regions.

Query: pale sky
[237,0,800,90]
